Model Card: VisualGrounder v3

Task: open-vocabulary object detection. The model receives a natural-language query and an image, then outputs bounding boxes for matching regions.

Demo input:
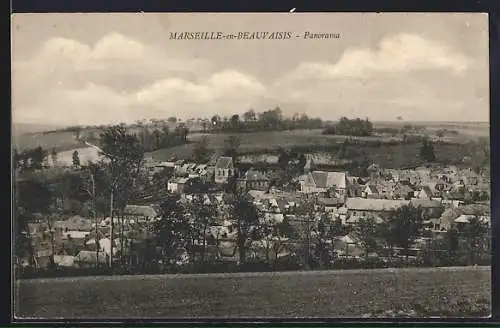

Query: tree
[294,197,317,270]
[419,137,436,162]
[230,114,241,131]
[15,177,54,268]
[99,125,145,267]
[80,164,102,267]
[461,216,489,265]
[380,205,423,260]
[325,117,373,136]
[201,119,209,133]
[17,146,48,171]
[313,214,335,268]
[174,124,189,143]
[442,227,460,264]
[167,117,177,123]
[17,178,53,215]
[52,170,89,215]
[338,139,349,159]
[99,125,145,179]
[258,107,282,130]
[74,126,82,140]
[154,197,191,266]
[268,219,294,267]
[223,135,241,160]
[193,136,213,163]
[211,115,221,129]
[72,150,81,167]
[436,130,444,142]
[187,195,218,263]
[14,206,32,266]
[243,109,256,122]
[50,148,58,166]
[298,153,307,174]
[228,192,263,265]
[13,176,33,265]
[353,216,380,259]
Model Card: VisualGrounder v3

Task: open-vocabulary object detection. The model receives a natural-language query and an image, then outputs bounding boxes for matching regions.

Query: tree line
[13,147,49,172]
[208,107,323,133]
[323,117,374,137]
[133,123,189,152]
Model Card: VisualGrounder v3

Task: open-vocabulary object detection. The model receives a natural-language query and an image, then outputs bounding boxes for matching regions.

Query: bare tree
[82,165,99,267]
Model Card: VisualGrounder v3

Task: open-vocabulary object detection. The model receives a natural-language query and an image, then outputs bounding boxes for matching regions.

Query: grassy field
[376,121,489,138]
[15,266,491,319]
[12,131,84,152]
[150,130,487,169]
[12,121,488,153]
[151,129,351,160]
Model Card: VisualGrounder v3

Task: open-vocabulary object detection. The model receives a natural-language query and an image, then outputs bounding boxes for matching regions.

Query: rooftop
[308,171,347,189]
[346,198,409,212]
[215,156,234,169]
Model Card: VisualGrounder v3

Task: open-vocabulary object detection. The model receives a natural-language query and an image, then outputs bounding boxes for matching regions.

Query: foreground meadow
[15,266,491,319]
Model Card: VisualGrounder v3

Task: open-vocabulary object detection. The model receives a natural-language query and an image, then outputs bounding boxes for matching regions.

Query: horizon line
[12,119,490,127]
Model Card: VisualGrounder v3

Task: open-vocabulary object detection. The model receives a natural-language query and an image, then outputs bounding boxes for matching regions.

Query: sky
[11,13,489,126]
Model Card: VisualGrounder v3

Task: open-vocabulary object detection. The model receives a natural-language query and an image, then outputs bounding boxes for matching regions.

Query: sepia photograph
[12,12,491,319]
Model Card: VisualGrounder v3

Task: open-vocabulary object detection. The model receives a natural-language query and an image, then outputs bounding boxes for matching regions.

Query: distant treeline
[322,117,374,137]
[134,124,190,152]
[208,107,323,133]
[13,147,49,172]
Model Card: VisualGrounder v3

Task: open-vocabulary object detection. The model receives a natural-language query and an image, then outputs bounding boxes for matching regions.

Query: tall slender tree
[380,205,423,260]
[99,125,145,268]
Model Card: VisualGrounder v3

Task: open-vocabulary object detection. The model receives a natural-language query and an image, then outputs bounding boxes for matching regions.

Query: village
[18,142,491,274]
[12,13,493,319]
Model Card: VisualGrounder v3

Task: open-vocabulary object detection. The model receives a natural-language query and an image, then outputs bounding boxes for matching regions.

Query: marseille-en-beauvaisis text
[169,32,293,40]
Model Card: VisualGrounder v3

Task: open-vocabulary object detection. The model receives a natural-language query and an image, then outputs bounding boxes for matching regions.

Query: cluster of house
[20,204,162,270]
[21,153,491,269]
[22,215,110,269]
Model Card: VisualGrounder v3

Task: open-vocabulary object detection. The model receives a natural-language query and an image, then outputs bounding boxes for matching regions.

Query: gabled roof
[263,212,284,224]
[338,234,357,244]
[439,207,463,224]
[420,186,433,195]
[75,250,108,263]
[346,198,409,212]
[455,214,476,223]
[174,177,190,184]
[55,216,93,231]
[215,156,234,169]
[53,255,75,267]
[196,164,208,171]
[309,171,346,189]
[217,241,238,257]
[318,198,343,206]
[245,169,269,181]
[304,158,314,169]
[62,230,90,239]
[123,205,158,217]
[393,183,414,193]
[365,184,379,194]
[410,199,442,208]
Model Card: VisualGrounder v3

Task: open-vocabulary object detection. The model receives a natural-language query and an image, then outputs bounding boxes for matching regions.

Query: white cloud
[278,33,469,84]
[12,32,211,100]
[13,84,134,125]
[13,67,267,125]
[12,32,486,125]
[270,33,486,122]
